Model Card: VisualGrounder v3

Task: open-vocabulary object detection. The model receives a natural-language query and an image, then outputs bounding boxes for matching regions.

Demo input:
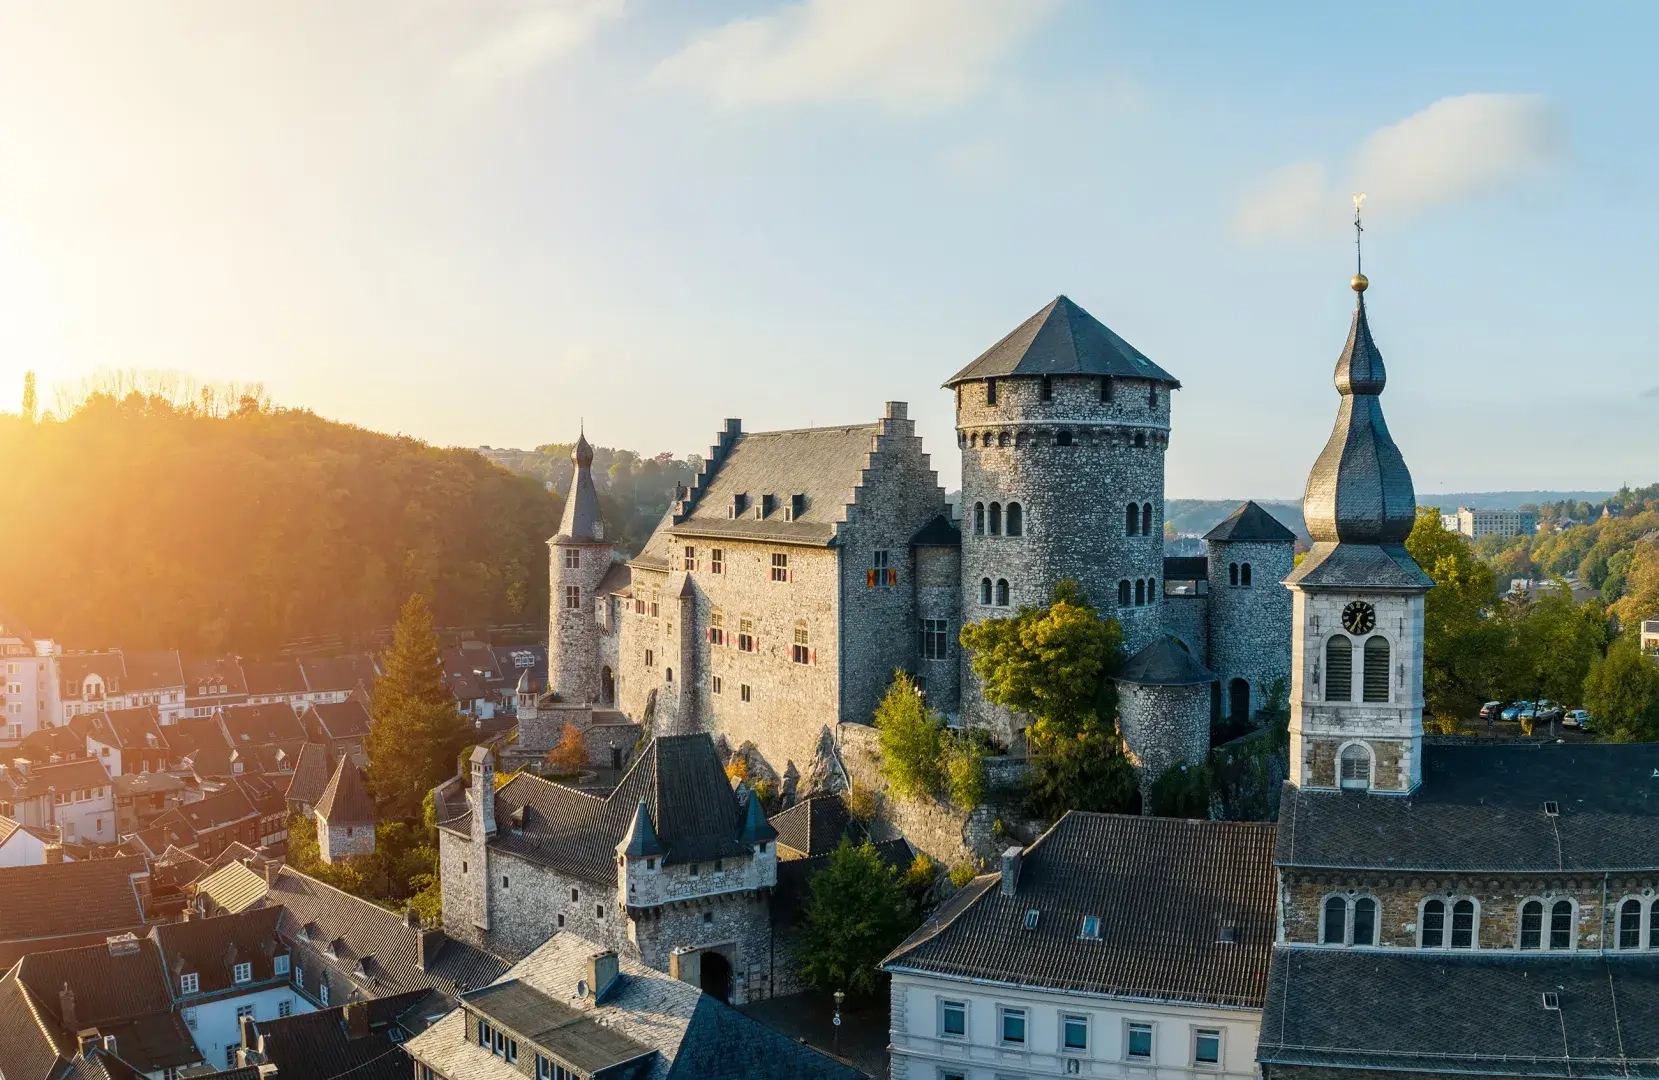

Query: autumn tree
[367,594,470,821]
[545,724,587,777]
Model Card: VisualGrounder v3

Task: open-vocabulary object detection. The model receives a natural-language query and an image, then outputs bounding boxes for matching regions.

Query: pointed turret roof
[553,432,606,545]
[1203,501,1296,543]
[738,789,777,845]
[515,668,533,694]
[617,798,664,859]
[315,756,376,826]
[1115,635,1217,687]
[944,295,1181,388]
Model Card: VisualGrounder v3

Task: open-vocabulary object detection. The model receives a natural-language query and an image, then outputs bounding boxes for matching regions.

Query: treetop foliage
[795,838,919,999]
[367,594,470,822]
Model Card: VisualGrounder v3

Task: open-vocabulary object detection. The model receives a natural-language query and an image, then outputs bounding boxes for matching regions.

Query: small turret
[617,799,663,859]
[548,429,616,705]
[738,790,777,848]
[470,747,496,840]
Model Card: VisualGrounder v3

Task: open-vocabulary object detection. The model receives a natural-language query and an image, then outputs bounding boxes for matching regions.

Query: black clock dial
[1341,601,1376,635]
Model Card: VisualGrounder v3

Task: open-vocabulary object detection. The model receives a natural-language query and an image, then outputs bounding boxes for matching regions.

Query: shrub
[874,671,944,799]
[949,860,978,888]
[1148,760,1211,819]
[943,737,986,810]
[844,780,879,822]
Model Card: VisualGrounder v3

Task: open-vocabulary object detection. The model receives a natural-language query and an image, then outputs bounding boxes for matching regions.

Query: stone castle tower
[1203,501,1296,722]
[947,295,1181,733]
[547,433,615,704]
[1284,272,1432,793]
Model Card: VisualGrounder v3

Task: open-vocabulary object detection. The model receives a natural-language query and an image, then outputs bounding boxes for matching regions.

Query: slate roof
[945,294,1181,388]
[315,756,377,825]
[1203,500,1297,543]
[554,435,606,544]
[1162,555,1210,582]
[446,735,752,886]
[1,757,111,800]
[14,725,88,766]
[303,699,372,742]
[182,655,249,699]
[154,907,287,998]
[120,651,184,692]
[909,513,961,548]
[270,868,509,1026]
[1300,292,1417,547]
[285,742,334,809]
[464,980,654,1075]
[87,706,169,752]
[1116,635,1217,687]
[298,654,378,695]
[0,969,71,1080]
[249,991,428,1080]
[195,860,273,915]
[1283,539,1434,591]
[59,653,125,694]
[128,818,198,859]
[1258,948,1659,1078]
[405,932,862,1080]
[161,716,232,761]
[595,561,633,597]
[1278,740,1659,872]
[0,856,147,948]
[666,424,884,547]
[220,703,308,746]
[172,785,258,834]
[884,812,1278,1008]
[770,795,856,858]
[16,937,200,1073]
[240,659,307,697]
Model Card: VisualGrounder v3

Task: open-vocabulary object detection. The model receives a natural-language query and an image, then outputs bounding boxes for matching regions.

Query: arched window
[665,667,673,684]
[1006,503,1023,536]
[969,432,978,448]
[1147,578,1156,603]
[1339,743,1371,790]
[997,431,1009,448]
[1451,899,1475,948]
[1519,901,1543,950]
[1142,503,1153,535]
[1619,898,1643,949]
[1228,563,1239,587]
[974,503,985,536]
[1650,900,1659,949]
[1134,431,1146,448]
[980,578,992,606]
[1353,897,1377,946]
[995,579,1010,607]
[1014,430,1028,448]
[989,503,1002,536]
[1135,579,1145,606]
[1325,635,1353,702]
[1056,429,1073,446]
[1363,637,1391,702]
[1241,563,1253,587]
[1125,504,1139,536]
[1118,580,1131,606]
[1550,900,1574,950]
[1148,382,1158,408]
[1040,375,1053,401]
[1421,899,1446,948]
[1322,897,1346,945]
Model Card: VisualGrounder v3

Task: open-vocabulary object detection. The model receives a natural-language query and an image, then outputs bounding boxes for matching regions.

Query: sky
[0,1,1654,499]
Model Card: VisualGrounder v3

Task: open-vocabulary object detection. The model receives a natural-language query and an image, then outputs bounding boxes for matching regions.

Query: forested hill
[0,396,561,654]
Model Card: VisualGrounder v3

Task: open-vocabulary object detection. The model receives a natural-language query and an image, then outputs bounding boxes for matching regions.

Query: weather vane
[1351,193,1368,293]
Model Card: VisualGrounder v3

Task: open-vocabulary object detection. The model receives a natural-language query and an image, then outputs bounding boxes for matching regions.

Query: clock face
[1342,601,1376,635]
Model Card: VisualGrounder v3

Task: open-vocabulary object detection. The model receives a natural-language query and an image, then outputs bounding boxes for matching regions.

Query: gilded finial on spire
[1351,193,1368,293]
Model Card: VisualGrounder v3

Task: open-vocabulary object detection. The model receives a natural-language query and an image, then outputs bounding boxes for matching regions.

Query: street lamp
[833,989,845,1056]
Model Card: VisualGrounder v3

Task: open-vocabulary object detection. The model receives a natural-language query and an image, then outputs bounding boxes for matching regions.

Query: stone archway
[1229,678,1251,723]
[600,666,615,705]
[698,949,732,1004]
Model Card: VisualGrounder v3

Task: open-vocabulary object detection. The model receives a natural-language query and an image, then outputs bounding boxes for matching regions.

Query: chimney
[239,1013,258,1055]
[404,907,421,930]
[262,859,279,885]
[59,983,76,1030]
[587,950,619,1003]
[417,927,447,972]
[43,843,64,865]
[102,1035,116,1055]
[1000,846,1023,898]
[343,1001,369,1041]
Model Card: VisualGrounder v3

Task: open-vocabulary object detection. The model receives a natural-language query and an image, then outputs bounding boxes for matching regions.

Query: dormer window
[180,972,199,994]
[233,962,252,984]
[1023,909,1039,931]
[1080,915,1101,940]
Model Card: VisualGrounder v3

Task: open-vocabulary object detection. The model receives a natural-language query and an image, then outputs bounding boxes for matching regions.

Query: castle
[526,294,1295,791]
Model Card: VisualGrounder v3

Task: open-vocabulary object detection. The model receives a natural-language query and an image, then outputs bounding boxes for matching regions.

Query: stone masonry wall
[913,543,962,714]
[1116,681,1211,805]
[1161,593,1209,666]
[957,373,1171,741]
[318,820,374,863]
[548,540,614,705]
[1207,539,1294,721]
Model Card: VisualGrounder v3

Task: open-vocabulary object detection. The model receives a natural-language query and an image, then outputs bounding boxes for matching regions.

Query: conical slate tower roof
[945,295,1181,388]
[554,431,605,544]
[315,755,376,826]
[1299,292,1417,546]
[616,798,664,858]
[738,787,778,845]
[1203,501,1296,543]
[1116,635,1217,687]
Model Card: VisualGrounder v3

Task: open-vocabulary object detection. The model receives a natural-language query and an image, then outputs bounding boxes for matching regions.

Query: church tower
[547,433,614,704]
[1284,251,1433,794]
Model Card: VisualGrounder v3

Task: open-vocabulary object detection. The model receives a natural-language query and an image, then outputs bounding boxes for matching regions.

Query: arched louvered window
[1241,563,1252,587]
[1142,503,1153,536]
[1006,503,1023,536]
[1135,579,1146,606]
[1339,743,1370,790]
[989,503,1002,536]
[1325,635,1353,702]
[995,579,1010,607]
[1125,504,1139,536]
[1228,563,1239,587]
[980,578,992,606]
[1118,580,1131,606]
[1363,637,1390,702]
[1519,901,1543,950]
[974,503,985,536]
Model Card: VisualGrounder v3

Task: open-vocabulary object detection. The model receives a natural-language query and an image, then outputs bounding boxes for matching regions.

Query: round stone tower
[1203,501,1297,724]
[1114,635,1216,810]
[548,433,615,705]
[947,295,1181,740]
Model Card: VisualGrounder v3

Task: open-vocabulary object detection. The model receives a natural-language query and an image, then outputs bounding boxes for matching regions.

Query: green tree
[942,733,986,810]
[1149,760,1212,819]
[795,839,919,999]
[873,671,944,799]
[367,594,470,821]
[19,371,36,424]
[1406,511,1508,721]
[1584,638,1659,742]
[1497,590,1609,707]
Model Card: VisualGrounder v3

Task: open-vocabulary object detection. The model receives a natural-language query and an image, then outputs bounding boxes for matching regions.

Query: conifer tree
[367,594,468,821]
[19,371,36,424]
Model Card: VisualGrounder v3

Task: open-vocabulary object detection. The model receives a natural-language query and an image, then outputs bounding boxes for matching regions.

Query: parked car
[1563,709,1592,729]
[1501,701,1531,722]
[1536,701,1564,723]
[1480,701,1503,721]
[1518,704,1538,722]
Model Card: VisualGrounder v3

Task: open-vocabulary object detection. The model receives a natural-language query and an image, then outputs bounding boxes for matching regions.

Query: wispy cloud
[447,1,623,91]
[653,0,1063,114]
[1233,93,1565,243]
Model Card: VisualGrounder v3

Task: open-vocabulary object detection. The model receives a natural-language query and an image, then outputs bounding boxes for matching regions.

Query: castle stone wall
[1117,681,1211,806]
[548,541,614,704]
[913,544,962,713]
[1207,539,1294,721]
[1161,593,1209,666]
[318,820,374,864]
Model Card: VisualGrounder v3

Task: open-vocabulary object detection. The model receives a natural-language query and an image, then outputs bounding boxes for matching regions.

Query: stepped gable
[944,294,1181,387]
[1117,635,1218,687]
[315,755,376,825]
[884,812,1277,1008]
[1203,500,1297,543]
[1278,741,1659,873]
[461,734,752,886]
